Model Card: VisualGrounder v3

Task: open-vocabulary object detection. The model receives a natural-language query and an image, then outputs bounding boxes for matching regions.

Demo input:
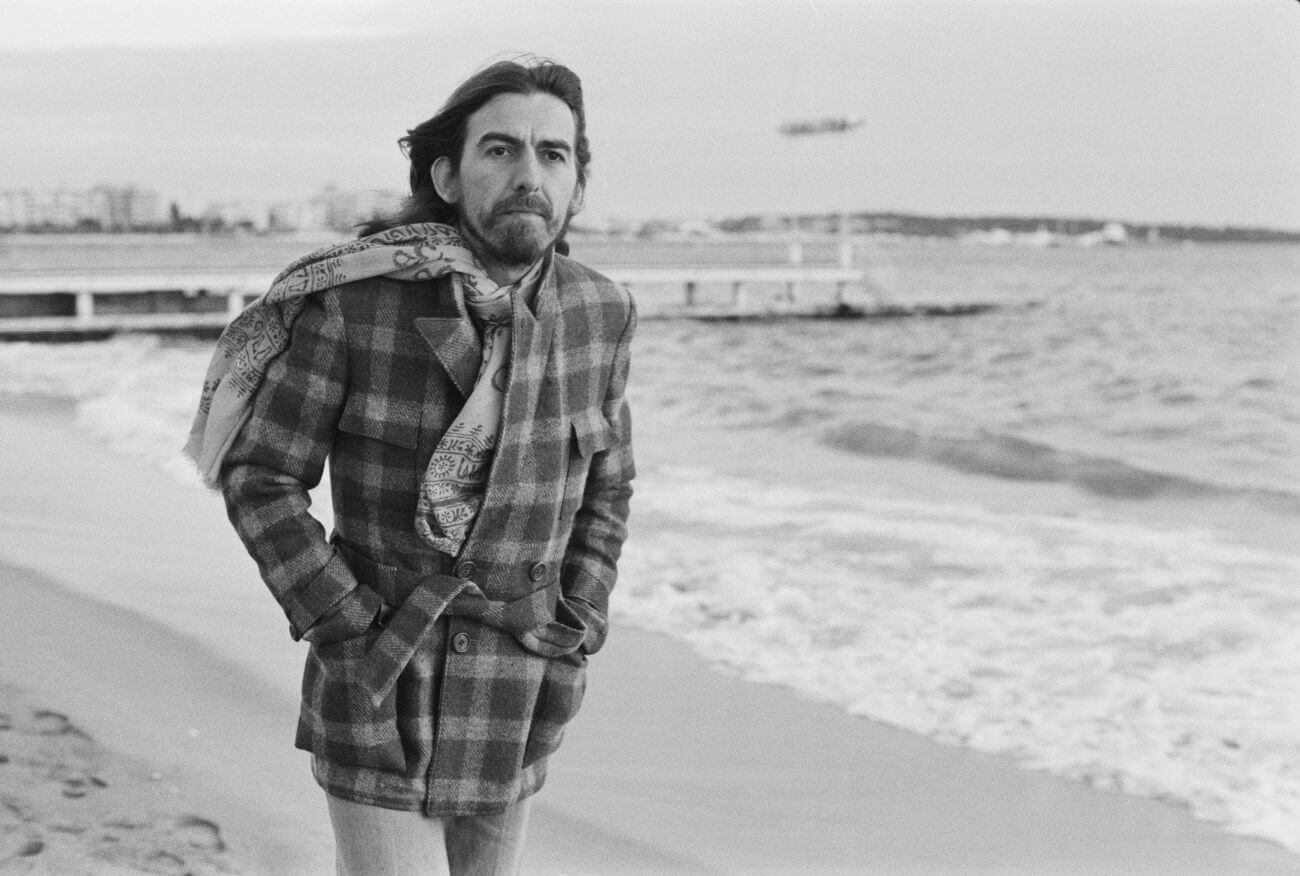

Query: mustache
[493,194,551,218]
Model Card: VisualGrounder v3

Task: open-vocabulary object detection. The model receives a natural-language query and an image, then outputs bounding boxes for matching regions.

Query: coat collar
[412,251,559,399]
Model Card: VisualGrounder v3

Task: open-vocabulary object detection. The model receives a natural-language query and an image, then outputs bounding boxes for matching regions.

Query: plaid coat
[220,253,635,815]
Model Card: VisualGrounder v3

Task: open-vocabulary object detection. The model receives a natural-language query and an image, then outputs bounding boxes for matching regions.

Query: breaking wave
[821,420,1300,511]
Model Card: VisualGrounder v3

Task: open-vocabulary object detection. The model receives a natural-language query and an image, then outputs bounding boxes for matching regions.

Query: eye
[542,150,567,164]
[487,145,511,157]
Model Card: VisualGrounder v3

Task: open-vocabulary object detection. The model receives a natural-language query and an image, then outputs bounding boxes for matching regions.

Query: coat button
[451,632,471,654]
[456,560,477,579]
[528,562,548,582]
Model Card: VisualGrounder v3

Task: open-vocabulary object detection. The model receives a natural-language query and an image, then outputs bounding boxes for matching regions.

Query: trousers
[327,793,533,876]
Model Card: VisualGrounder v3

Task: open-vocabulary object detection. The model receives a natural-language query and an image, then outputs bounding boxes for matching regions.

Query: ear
[431,156,460,205]
[568,181,586,217]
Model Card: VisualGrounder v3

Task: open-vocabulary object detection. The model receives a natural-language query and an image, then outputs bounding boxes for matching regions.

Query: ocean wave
[821,420,1300,511]
[618,463,1300,855]
[0,336,208,488]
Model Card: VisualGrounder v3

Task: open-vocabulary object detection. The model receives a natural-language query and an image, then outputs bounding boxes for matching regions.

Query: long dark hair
[358,55,591,250]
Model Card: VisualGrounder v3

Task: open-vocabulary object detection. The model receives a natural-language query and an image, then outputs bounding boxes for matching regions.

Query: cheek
[549,175,579,206]
[462,169,502,204]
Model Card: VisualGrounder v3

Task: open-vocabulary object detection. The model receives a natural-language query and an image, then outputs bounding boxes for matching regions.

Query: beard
[459,194,570,270]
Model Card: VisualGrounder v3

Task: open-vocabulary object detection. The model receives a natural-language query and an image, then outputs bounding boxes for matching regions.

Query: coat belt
[335,541,587,707]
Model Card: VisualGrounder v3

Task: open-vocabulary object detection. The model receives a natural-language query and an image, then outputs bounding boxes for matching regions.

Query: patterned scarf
[413,256,541,555]
[184,221,520,555]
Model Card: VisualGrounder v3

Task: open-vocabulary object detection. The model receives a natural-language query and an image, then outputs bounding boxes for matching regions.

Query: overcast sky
[3,0,1297,228]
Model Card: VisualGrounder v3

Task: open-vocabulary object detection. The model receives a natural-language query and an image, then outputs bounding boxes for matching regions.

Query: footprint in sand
[0,833,45,861]
[54,769,109,799]
[0,696,238,873]
[1,800,32,826]
[174,815,227,852]
[92,813,233,873]
[30,709,92,741]
[146,849,185,868]
[0,706,92,741]
[0,707,110,799]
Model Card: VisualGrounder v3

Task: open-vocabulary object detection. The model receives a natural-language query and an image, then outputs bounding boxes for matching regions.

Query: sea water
[0,237,1296,852]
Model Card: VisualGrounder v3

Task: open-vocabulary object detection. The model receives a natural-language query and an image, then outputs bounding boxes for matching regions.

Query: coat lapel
[507,260,560,390]
[413,282,482,400]
[497,255,561,436]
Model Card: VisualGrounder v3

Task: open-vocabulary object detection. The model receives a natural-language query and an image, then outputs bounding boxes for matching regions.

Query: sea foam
[617,463,1300,853]
[0,336,207,488]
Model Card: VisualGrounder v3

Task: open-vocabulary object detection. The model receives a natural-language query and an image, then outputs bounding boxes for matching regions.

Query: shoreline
[3,394,1299,872]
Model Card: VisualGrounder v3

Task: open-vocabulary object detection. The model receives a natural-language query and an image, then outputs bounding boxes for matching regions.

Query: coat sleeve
[560,297,637,655]
[219,293,382,642]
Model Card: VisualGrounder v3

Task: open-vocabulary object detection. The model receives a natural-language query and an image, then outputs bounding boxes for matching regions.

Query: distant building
[265,186,401,233]
[19,189,83,229]
[87,184,162,230]
[267,198,331,233]
[0,184,161,231]
[0,190,31,229]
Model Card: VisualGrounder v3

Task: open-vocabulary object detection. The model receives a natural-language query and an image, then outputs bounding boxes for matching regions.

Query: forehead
[464,92,577,146]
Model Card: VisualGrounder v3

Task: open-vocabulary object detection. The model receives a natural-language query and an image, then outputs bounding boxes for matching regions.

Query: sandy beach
[2,393,1299,874]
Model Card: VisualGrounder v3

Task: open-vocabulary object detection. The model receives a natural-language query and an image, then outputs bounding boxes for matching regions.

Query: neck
[481,260,533,287]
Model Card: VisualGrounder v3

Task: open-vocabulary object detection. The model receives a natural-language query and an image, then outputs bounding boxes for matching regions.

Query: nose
[512,151,541,192]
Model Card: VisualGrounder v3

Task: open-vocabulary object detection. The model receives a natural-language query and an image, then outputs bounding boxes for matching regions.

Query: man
[185,57,634,874]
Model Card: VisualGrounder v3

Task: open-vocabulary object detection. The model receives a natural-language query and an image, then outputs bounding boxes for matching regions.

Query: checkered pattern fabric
[220,254,634,815]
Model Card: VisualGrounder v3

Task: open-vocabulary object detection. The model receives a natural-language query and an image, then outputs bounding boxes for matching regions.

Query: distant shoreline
[3,211,1297,245]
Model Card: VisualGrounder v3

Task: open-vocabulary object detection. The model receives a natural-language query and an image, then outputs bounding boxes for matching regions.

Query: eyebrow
[477,132,573,154]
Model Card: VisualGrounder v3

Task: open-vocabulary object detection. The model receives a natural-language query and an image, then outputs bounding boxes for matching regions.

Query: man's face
[432,91,584,276]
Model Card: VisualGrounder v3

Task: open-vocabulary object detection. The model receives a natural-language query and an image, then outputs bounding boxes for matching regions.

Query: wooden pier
[0,263,997,339]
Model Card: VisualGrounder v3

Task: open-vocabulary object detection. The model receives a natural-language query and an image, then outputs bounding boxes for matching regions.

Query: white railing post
[75,289,94,320]
[226,291,244,319]
[838,212,853,269]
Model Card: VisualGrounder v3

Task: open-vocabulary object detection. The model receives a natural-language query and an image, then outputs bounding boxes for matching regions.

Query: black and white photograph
[0,1,1297,873]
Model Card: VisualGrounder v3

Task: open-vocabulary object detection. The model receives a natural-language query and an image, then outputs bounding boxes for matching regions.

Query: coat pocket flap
[570,409,616,459]
[338,396,421,450]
